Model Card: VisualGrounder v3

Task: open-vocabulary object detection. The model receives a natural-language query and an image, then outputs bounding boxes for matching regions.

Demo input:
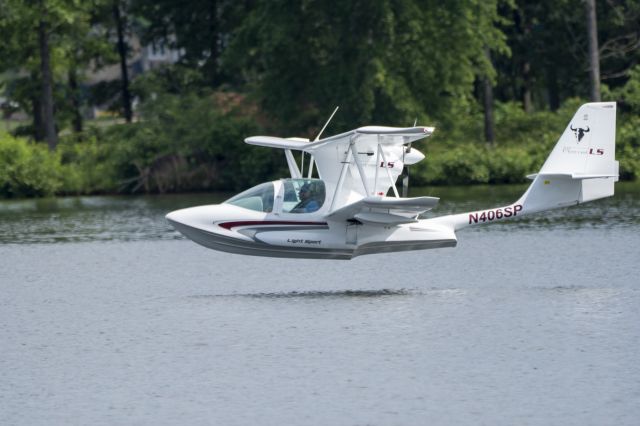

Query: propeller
[400,118,417,198]
[401,144,411,198]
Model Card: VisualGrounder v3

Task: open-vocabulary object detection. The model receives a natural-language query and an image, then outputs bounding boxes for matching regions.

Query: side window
[282,179,326,214]
[225,182,274,212]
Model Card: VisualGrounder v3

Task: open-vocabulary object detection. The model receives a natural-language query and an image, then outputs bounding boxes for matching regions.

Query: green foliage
[94,92,282,193]
[56,132,120,194]
[611,65,640,114]
[224,0,510,134]
[0,133,62,197]
[616,115,640,180]
[415,143,541,185]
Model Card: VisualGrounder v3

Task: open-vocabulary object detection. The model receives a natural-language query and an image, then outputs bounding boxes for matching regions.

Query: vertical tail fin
[517,102,618,214]
[428,102,618,231]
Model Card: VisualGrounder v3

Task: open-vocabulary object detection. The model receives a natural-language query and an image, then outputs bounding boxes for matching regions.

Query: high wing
[245,126,434,151]
[245,126,434,211]
[327,195,439,225]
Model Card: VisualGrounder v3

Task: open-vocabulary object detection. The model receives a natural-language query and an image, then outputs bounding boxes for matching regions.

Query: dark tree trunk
[208,0,219,86]
[514,7,533,113]
[547,66,560,111]
[585,0,601,101]
[32,94,44,141]
[113,0,132,122]
[522,61,532,113]
[483,48,495,145]
[68,69,83,133]
[483,76,495,145]
[38,18,57,150]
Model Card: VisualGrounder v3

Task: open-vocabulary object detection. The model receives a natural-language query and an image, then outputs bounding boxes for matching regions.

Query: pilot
[292,182,322,213]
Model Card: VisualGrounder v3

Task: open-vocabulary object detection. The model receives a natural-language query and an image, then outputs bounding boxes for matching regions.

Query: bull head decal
[570,124,590,142]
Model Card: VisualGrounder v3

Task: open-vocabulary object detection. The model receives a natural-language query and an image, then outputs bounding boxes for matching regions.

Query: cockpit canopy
[225,179,326,214]
[225,182,275,212]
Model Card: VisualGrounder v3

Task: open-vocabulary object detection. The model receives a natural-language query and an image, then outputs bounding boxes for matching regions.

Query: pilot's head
[299,183,311,199]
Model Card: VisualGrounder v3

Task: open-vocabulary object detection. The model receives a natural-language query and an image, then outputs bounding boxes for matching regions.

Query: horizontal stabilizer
[527,171,619,180]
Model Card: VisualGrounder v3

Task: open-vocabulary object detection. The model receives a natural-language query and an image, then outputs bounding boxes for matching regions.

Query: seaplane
[166,102,618,259]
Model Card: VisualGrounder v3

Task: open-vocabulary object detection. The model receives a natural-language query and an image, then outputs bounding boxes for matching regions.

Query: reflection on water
[190,288,415,299]
[0,182,637,244]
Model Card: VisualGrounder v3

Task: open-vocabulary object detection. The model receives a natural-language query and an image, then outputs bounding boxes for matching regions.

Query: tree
[131,0,251,87]
[585,0,601,101]
[0,0,111,146]
[482,48,496,144]
[596,0,640,88]
[38,6,57,149]
[223,0,509,135]
[113,0,133,122]
[494,0,639,111]
[0,1,48,142]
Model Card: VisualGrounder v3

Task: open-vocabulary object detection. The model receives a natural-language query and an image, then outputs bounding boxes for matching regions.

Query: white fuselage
[166,203,457,260]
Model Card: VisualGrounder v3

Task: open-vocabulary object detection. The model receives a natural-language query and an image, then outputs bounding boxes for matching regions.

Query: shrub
[95,92,282,193]
[56,132,120,194]
[0,133,62,197]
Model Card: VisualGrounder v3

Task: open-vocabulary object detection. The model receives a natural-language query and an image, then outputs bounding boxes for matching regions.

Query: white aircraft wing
[245,126,434,151]
[327,196,439,225]
[245,136,311,150]
[314,126,434,149]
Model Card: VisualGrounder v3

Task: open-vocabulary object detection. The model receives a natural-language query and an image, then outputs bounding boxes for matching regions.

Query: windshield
[225,182,274,212]
[282,179,326,214]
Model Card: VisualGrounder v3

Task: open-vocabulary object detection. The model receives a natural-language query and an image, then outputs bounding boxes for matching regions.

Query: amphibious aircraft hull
[167,211,457,260]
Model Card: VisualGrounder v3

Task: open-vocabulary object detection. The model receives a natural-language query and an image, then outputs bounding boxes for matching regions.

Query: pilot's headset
[298,182,311,198]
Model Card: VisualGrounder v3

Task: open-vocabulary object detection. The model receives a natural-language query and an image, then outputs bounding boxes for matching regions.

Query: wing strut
[329,141,353,211]
[373,144,381,195]
[308,156,315,178]
[378,141,400,198]
[285,149,301,178]
[350,143,370,195]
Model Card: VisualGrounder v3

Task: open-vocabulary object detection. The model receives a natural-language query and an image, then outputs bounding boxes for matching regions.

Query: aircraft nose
[166,207,202,228]
[165,209,185,225]
[166,205,217,229]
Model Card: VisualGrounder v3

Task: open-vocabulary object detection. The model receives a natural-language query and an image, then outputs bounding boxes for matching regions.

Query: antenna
[413,117,417,127]
[314,106,339,141]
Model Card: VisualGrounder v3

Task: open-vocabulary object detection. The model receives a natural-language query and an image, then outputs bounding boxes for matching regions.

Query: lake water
[1,184,639,425]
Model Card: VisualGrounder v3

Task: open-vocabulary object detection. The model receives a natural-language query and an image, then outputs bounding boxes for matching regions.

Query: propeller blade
[402,169,409,198]
[401,144,410,197]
